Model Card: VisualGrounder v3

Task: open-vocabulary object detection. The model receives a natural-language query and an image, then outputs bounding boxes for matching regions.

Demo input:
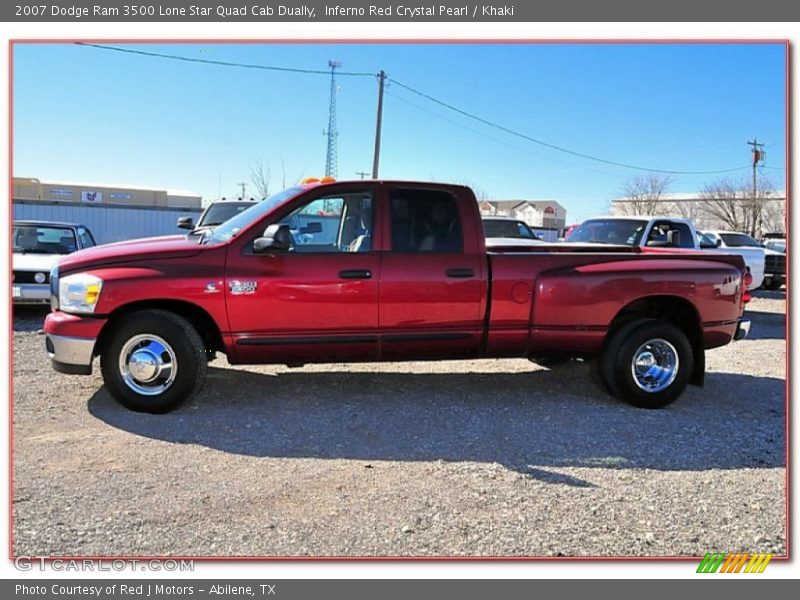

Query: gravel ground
[12,292,786,558]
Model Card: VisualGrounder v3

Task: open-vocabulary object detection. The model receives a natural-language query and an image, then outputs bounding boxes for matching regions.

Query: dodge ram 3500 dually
[44,180,752,413]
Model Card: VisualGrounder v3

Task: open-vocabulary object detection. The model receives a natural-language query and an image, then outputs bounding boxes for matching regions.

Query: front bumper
[45,334,96,374]
[734,319,751,341]
[43,311,106,375]
[12,283,50,304]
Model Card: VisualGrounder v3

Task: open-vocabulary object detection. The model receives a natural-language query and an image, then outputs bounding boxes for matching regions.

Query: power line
[388,77,750,176]
[75,42,764,178]
[385,88,630,179]
[74,42,376,77]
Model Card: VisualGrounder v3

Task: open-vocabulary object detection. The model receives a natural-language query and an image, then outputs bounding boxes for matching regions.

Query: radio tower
[324,60,341,178]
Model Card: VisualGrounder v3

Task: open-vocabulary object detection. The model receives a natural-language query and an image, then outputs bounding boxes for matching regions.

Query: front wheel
[600,319,693,409]
[100,310,208,413]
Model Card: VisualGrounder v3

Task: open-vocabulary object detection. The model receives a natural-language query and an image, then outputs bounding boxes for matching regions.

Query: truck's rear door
[378,185,486,359]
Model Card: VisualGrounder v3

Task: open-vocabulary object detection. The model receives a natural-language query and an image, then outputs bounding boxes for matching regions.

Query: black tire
[529,355,572,368]
[100,310,207,413]
[599,318,693,409]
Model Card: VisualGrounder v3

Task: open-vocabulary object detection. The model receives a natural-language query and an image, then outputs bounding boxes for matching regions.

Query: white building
[479,199,567,230]
[610,192,786,235]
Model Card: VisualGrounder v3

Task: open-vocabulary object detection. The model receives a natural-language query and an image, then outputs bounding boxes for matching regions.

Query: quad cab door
[378,186,486,359]
[226,185,381,364]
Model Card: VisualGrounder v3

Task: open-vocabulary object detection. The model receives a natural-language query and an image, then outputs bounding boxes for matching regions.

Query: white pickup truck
[701,230,784,290]
[564,216,765,290]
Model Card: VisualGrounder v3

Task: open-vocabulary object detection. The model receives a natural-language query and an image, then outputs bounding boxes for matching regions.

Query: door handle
[339,269,372,280]
[446,268,475,278]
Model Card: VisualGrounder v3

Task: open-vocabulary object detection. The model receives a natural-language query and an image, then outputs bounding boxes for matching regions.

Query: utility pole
[372,70,386,179]
[236,182,247,199]
[356,171,370,179]
[747,138,766,236]
[324,60,341,178]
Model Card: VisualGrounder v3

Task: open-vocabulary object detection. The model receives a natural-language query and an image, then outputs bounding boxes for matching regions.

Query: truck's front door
[226,187,380,364]
[378,186,486,360]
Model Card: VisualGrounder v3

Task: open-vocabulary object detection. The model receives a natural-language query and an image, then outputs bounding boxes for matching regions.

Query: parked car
[482,216,544,248]
[702,230,784,290]
[564,217,766,290]
[177,199,258,233]
[44,180,750,414]
[12,221,96,305]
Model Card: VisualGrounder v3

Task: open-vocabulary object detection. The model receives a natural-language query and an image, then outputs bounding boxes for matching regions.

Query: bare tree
[699,176,776,235]
[453,178,490,202]
[759,197,786,235]
[617,173,674,216]
[250,158,272,199]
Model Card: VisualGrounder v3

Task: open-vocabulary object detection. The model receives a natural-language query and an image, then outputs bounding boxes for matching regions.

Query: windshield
[720,233,762,248]
[13,225,78,254]
[198,202,258,227]
[565,219,647,246]
[204,186,305,244]
[483,219,536,239]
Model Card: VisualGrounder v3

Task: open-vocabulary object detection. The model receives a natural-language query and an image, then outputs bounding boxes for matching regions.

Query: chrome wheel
[118,334,178,396]
[630,338,679,393]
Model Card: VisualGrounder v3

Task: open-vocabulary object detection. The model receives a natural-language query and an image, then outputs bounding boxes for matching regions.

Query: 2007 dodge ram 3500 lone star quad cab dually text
[44,180,752,413]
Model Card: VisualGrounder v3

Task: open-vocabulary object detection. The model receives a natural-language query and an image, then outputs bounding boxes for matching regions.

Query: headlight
[59,273,103,314]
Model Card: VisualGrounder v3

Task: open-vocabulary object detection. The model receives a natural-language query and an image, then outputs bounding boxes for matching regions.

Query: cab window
[645,221,694,248]
[77,227,96,248]
[280,192,373,253]
[390,189,463,253]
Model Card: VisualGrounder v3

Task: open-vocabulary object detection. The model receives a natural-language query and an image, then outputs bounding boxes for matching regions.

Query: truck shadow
[88,364,785,479]
[741,309,786,340]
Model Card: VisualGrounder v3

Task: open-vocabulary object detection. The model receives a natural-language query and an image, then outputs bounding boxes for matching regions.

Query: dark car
[482,216,542,241]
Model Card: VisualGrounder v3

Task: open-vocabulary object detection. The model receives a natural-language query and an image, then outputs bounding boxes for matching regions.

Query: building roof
[487,199,566,211]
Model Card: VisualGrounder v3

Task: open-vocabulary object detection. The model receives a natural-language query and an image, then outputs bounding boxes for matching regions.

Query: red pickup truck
[44,180,751,413]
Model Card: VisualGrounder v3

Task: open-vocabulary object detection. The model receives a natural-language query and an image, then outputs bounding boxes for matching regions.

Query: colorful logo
[697,553,773,573]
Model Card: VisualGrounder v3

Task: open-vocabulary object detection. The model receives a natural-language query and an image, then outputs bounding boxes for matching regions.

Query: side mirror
[666,229,681,247]
[177,216,195,230]
[253,224,291,254]
[300,221,323,234]
[716,238,722,248]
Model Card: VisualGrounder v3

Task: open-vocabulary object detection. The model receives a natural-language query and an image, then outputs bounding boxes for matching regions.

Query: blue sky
[13,42,786,222]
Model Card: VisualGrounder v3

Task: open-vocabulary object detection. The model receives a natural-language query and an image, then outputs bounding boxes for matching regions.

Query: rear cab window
[389,189,463,253]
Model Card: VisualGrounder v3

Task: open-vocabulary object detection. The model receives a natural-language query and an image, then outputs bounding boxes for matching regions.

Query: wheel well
[95,300,225,357]
[608,295,705,386]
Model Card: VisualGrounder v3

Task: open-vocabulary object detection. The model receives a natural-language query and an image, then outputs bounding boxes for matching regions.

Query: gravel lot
[12,292,786,558]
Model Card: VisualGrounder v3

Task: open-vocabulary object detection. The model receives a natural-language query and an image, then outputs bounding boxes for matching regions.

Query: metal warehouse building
[12,177,203,244]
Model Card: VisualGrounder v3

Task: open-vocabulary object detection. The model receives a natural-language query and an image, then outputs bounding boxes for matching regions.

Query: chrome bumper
[734,319,751,341]
[45,334,96,375]
[12,283,50,304]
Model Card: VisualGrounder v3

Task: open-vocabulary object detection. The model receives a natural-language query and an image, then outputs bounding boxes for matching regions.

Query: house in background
[479,199,567,230]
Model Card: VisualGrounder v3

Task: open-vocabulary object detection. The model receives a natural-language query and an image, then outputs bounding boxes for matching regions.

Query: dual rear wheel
[599,318,693,409]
